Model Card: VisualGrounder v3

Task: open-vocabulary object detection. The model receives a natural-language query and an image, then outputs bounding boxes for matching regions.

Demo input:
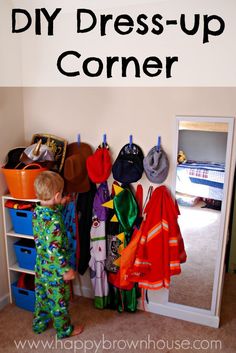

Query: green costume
[103,186,140,312]
[32,205,73,339]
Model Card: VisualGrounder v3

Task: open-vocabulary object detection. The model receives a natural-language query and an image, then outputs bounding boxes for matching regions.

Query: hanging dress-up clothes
[103,184,139,312]
[62,194,78,270]
[89,182,110,309]
[127,185,187,290]
[77,182,97,275]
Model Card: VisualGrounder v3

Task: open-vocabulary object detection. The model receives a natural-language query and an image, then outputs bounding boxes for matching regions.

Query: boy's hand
[61,195,71,205]
[63,268,75,281]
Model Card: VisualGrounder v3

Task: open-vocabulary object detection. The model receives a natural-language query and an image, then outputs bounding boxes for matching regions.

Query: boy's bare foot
[70,324,84,337]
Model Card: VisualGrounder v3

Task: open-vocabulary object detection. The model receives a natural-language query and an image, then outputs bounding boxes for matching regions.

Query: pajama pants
[32,263,73,339]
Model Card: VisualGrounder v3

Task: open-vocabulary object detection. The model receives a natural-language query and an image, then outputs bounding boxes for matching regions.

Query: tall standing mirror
[168,116,234,317]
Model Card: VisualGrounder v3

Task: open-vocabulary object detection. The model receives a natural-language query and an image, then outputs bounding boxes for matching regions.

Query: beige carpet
[169,203,220,310]
[0,273,236,353]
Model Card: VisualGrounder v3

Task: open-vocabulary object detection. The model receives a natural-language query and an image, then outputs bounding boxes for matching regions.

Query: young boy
[32,171,83,338]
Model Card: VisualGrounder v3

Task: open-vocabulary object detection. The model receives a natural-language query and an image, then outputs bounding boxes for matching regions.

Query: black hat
[112,143,144,184]
[4,147,25,169]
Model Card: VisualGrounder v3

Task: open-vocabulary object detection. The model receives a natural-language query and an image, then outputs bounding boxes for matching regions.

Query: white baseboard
[0,293,9,310]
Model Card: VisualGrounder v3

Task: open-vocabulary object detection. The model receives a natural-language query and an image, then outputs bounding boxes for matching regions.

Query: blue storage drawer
[14,239,36,270]
[11,281,35,312]
[9,208,33,235]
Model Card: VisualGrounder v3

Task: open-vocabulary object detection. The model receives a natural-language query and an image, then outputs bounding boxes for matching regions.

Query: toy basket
[14,239,36,270]
[11,280,35,311]
[9,208,33,235]
[2,163,47,199]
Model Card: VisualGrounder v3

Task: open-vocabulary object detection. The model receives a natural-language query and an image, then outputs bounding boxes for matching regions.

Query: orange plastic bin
[2,164,47,199]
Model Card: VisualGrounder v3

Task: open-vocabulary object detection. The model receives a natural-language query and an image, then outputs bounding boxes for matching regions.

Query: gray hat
[143,146,169,183]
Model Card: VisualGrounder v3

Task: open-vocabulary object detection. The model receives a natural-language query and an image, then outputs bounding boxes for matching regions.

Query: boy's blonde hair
[34,171,64,201]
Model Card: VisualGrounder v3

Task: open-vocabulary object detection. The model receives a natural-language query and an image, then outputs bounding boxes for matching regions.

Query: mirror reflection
[169,120,228,310]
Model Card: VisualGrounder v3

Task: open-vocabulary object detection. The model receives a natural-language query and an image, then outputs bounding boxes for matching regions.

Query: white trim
[170,115,235,326]
[2,197,13,303]
[0,293,10,310]
[212,118,234,315]
[216,266,226,318]
[138,300,220,328]
[175,115,234,124]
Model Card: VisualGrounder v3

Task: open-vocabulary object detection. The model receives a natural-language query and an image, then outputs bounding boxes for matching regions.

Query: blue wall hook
[156,136,161,152]
[103,133,107,146]
[77,133,81,147]
[129,134,133,147]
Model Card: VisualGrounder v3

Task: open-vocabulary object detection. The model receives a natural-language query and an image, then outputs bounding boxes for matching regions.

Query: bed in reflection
[176,160,225,201]
[176,160,225,212]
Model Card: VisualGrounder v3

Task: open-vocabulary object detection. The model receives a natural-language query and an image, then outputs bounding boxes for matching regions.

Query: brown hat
[63,142,93,193]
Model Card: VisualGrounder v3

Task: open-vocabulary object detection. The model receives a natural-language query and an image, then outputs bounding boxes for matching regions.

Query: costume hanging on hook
[89,182,110,309]
[77,182,97,275]
[127,185,187,290]
[62,193,78,270]
[103,183,140,312]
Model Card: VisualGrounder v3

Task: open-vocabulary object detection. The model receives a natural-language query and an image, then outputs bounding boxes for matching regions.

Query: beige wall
[0,87,236,303]
[23,87,236,183]
[0,87,235,304]
[22,87,236,296]
[0,88,24,307]
[23,87,236,156]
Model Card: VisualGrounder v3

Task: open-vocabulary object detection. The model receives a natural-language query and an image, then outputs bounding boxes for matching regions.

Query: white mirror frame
[165,115,235,328]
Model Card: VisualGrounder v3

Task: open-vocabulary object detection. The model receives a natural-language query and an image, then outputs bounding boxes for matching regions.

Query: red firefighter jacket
[126,185,187,290]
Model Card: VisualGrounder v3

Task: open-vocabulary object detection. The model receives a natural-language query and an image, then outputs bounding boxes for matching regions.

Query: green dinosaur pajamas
[32,205,73,339]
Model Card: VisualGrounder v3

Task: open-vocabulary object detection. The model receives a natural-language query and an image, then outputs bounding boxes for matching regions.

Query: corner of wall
[0,87,25,307]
